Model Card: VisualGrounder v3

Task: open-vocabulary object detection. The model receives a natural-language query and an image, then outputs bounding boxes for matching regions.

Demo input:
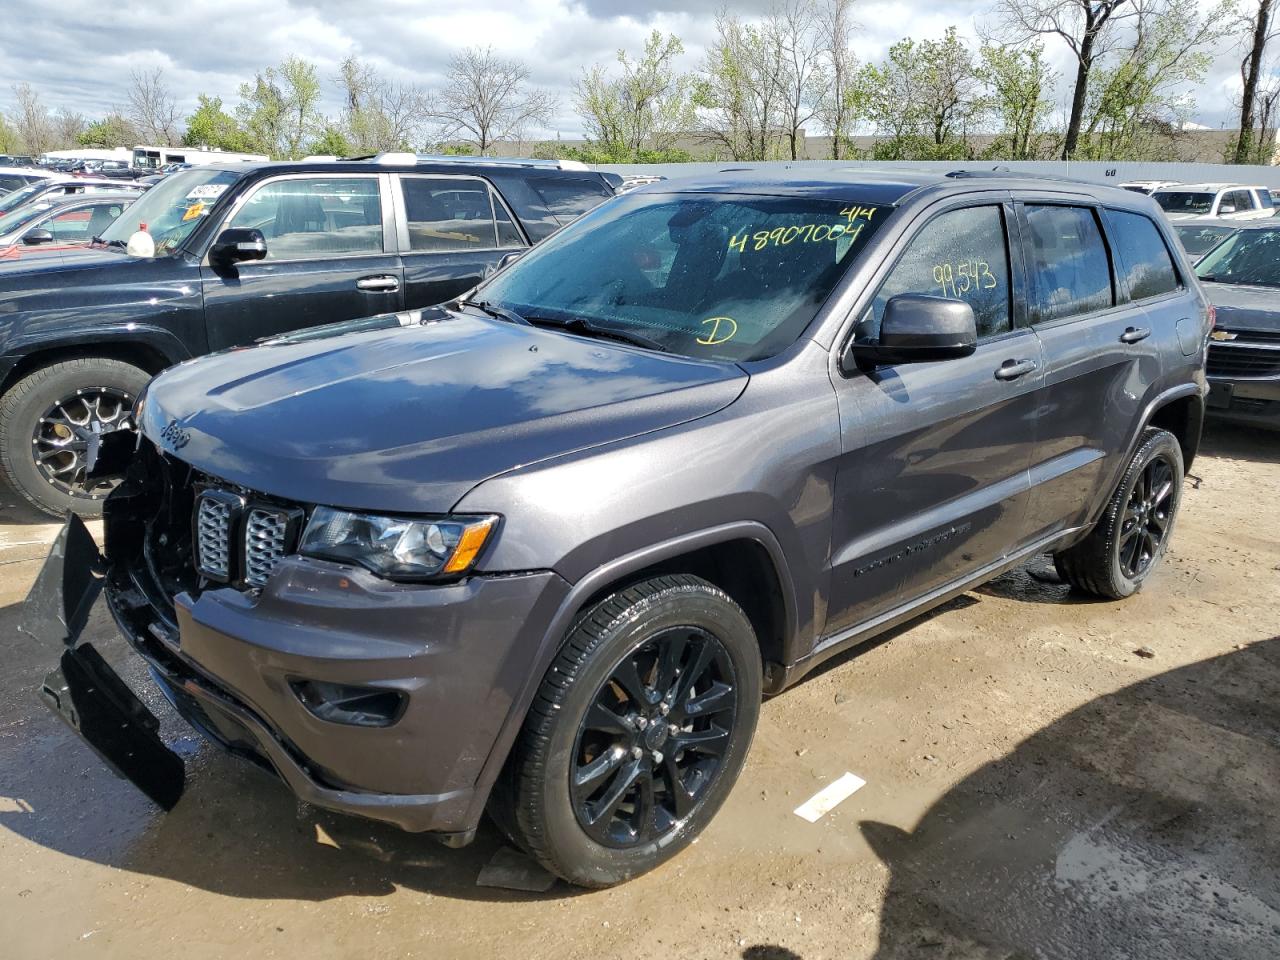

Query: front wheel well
[572,538,789,679]
[2,342,174,397]
[1147,393,1203,473]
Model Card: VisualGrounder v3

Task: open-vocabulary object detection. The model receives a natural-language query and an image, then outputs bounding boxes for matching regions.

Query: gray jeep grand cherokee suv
[31,169,1210,888]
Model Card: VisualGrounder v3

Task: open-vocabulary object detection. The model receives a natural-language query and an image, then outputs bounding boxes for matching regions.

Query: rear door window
[528,177,613,225]
[1223,190,1254,214]
[870,205,1013,339]
[399,177,523,251]
[1023,205,1114,323]
[1105,210,1181,301]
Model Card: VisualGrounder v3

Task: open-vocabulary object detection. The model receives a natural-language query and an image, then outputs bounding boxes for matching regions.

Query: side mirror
[210,228,267,266]
[1219,204,1237,215]
[23,229,54,246]
[497,250,525,270]
[844,294,978,372]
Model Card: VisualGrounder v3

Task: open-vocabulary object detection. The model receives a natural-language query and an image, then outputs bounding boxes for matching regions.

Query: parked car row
[0,154,619,515]
[25,166,1214,890]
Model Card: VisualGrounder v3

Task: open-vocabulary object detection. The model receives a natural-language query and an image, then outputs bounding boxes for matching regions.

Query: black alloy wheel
[1117,454,1175,579]
[32,386,134,498]
[570,627,738,847]
[1053,427,1184,600]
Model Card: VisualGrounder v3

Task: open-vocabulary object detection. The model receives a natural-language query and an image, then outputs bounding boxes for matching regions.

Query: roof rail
[358,152,590,171]
[944,168,1086,184]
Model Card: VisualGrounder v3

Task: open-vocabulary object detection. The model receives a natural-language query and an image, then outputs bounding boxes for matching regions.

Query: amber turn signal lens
[443,516,499,574]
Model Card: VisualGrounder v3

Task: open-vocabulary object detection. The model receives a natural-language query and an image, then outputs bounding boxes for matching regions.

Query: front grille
[245,508,291,587]
[1207,343,1280,378]
[193,487,302,588]
[195,494,236,580]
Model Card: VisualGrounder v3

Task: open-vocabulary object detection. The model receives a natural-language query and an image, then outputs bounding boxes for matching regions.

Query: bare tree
[429,47,557,152]
[1234,0,1277,163]
[992,0,1137,158]
[815,0,860,158]
[127,68,181,146]
[52,109,87,148]
[767,0,824,160]
[695,11,790,160]
[9,82,54,154]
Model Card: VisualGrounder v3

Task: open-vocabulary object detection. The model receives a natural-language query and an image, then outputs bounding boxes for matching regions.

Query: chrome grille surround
[245,507,290,587]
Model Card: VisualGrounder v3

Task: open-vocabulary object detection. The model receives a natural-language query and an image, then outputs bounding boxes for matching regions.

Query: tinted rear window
[529,177,613,224]
[1106,210,1180,300]
[1024,205,1114,323]
[1154,192,1214,215]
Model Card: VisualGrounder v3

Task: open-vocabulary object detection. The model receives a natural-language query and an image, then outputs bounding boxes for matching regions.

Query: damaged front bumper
[23,443,569,842]
[21,513,185,811]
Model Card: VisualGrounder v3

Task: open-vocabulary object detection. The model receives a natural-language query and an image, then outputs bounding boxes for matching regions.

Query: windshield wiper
[92,236,128,250]
[457,298,531,326]
[525,315,668,353]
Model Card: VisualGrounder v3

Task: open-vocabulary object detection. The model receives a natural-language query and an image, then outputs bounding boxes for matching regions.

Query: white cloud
[0,0,1255,139]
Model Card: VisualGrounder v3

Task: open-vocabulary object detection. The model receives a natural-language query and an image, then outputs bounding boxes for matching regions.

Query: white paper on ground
[793,772,867,822]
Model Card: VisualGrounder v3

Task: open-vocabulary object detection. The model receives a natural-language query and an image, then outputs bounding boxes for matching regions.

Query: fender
[1,326,193,389]
[1082,381,1204,530]
[460,519,798,831]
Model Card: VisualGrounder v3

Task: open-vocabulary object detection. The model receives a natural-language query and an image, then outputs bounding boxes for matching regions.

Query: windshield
[476,192,888,361]
[1154,191,1214,214]
[1174,224,1238,258]
[0,200,55,237]
[1195,227,1280,286]
[0,182,48,217]
[97,167,241,254]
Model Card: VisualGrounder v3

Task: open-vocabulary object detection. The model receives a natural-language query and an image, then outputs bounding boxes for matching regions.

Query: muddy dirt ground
[1,423,1277,960]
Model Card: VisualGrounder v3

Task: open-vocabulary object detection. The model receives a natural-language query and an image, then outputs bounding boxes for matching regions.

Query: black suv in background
[0,156,618,515]
[32,170,1209,888]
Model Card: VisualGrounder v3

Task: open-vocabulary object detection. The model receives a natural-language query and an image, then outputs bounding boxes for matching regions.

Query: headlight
[299,507,498,581]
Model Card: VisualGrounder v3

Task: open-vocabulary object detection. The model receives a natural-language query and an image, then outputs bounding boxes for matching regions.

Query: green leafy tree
[1074,0,1233,159]
[978,43,1057,159]
[236,57,322,158]
[307,125,352,157]
[79,113,139,148]
[863,28,986,160]
[574,31,695,162]
[183,95,250,151]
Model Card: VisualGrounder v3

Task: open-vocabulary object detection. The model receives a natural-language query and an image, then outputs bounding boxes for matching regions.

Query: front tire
[1053,428,1184,599]
[493,575,762,887]
[0,358,150,517]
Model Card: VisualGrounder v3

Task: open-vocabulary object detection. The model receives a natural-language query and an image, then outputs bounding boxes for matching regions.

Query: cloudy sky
[0,0,1252,140]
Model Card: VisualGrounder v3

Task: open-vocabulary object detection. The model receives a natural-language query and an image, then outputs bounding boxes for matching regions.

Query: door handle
[994,358,1039,381]
[356,275,400,293]
[1120,326,1151,344]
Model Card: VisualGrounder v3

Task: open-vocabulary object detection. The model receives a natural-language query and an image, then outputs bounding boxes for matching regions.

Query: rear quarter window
[1105,209,1181,301]
[529,177,613,225]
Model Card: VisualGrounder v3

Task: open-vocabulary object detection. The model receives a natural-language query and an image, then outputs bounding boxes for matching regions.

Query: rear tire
[1053,428,1184,599]
[491,575,761,887]
[0,358,150,517]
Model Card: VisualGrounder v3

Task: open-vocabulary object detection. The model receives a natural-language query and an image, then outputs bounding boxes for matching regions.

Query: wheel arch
[466,521,799,829]
[1144,387,1204,474]
[1,331,189,398]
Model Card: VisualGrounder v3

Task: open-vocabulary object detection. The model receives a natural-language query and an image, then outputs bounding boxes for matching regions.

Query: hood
[0,244,123,275]
[1203,282,1280,333]
[140,312,748,513]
